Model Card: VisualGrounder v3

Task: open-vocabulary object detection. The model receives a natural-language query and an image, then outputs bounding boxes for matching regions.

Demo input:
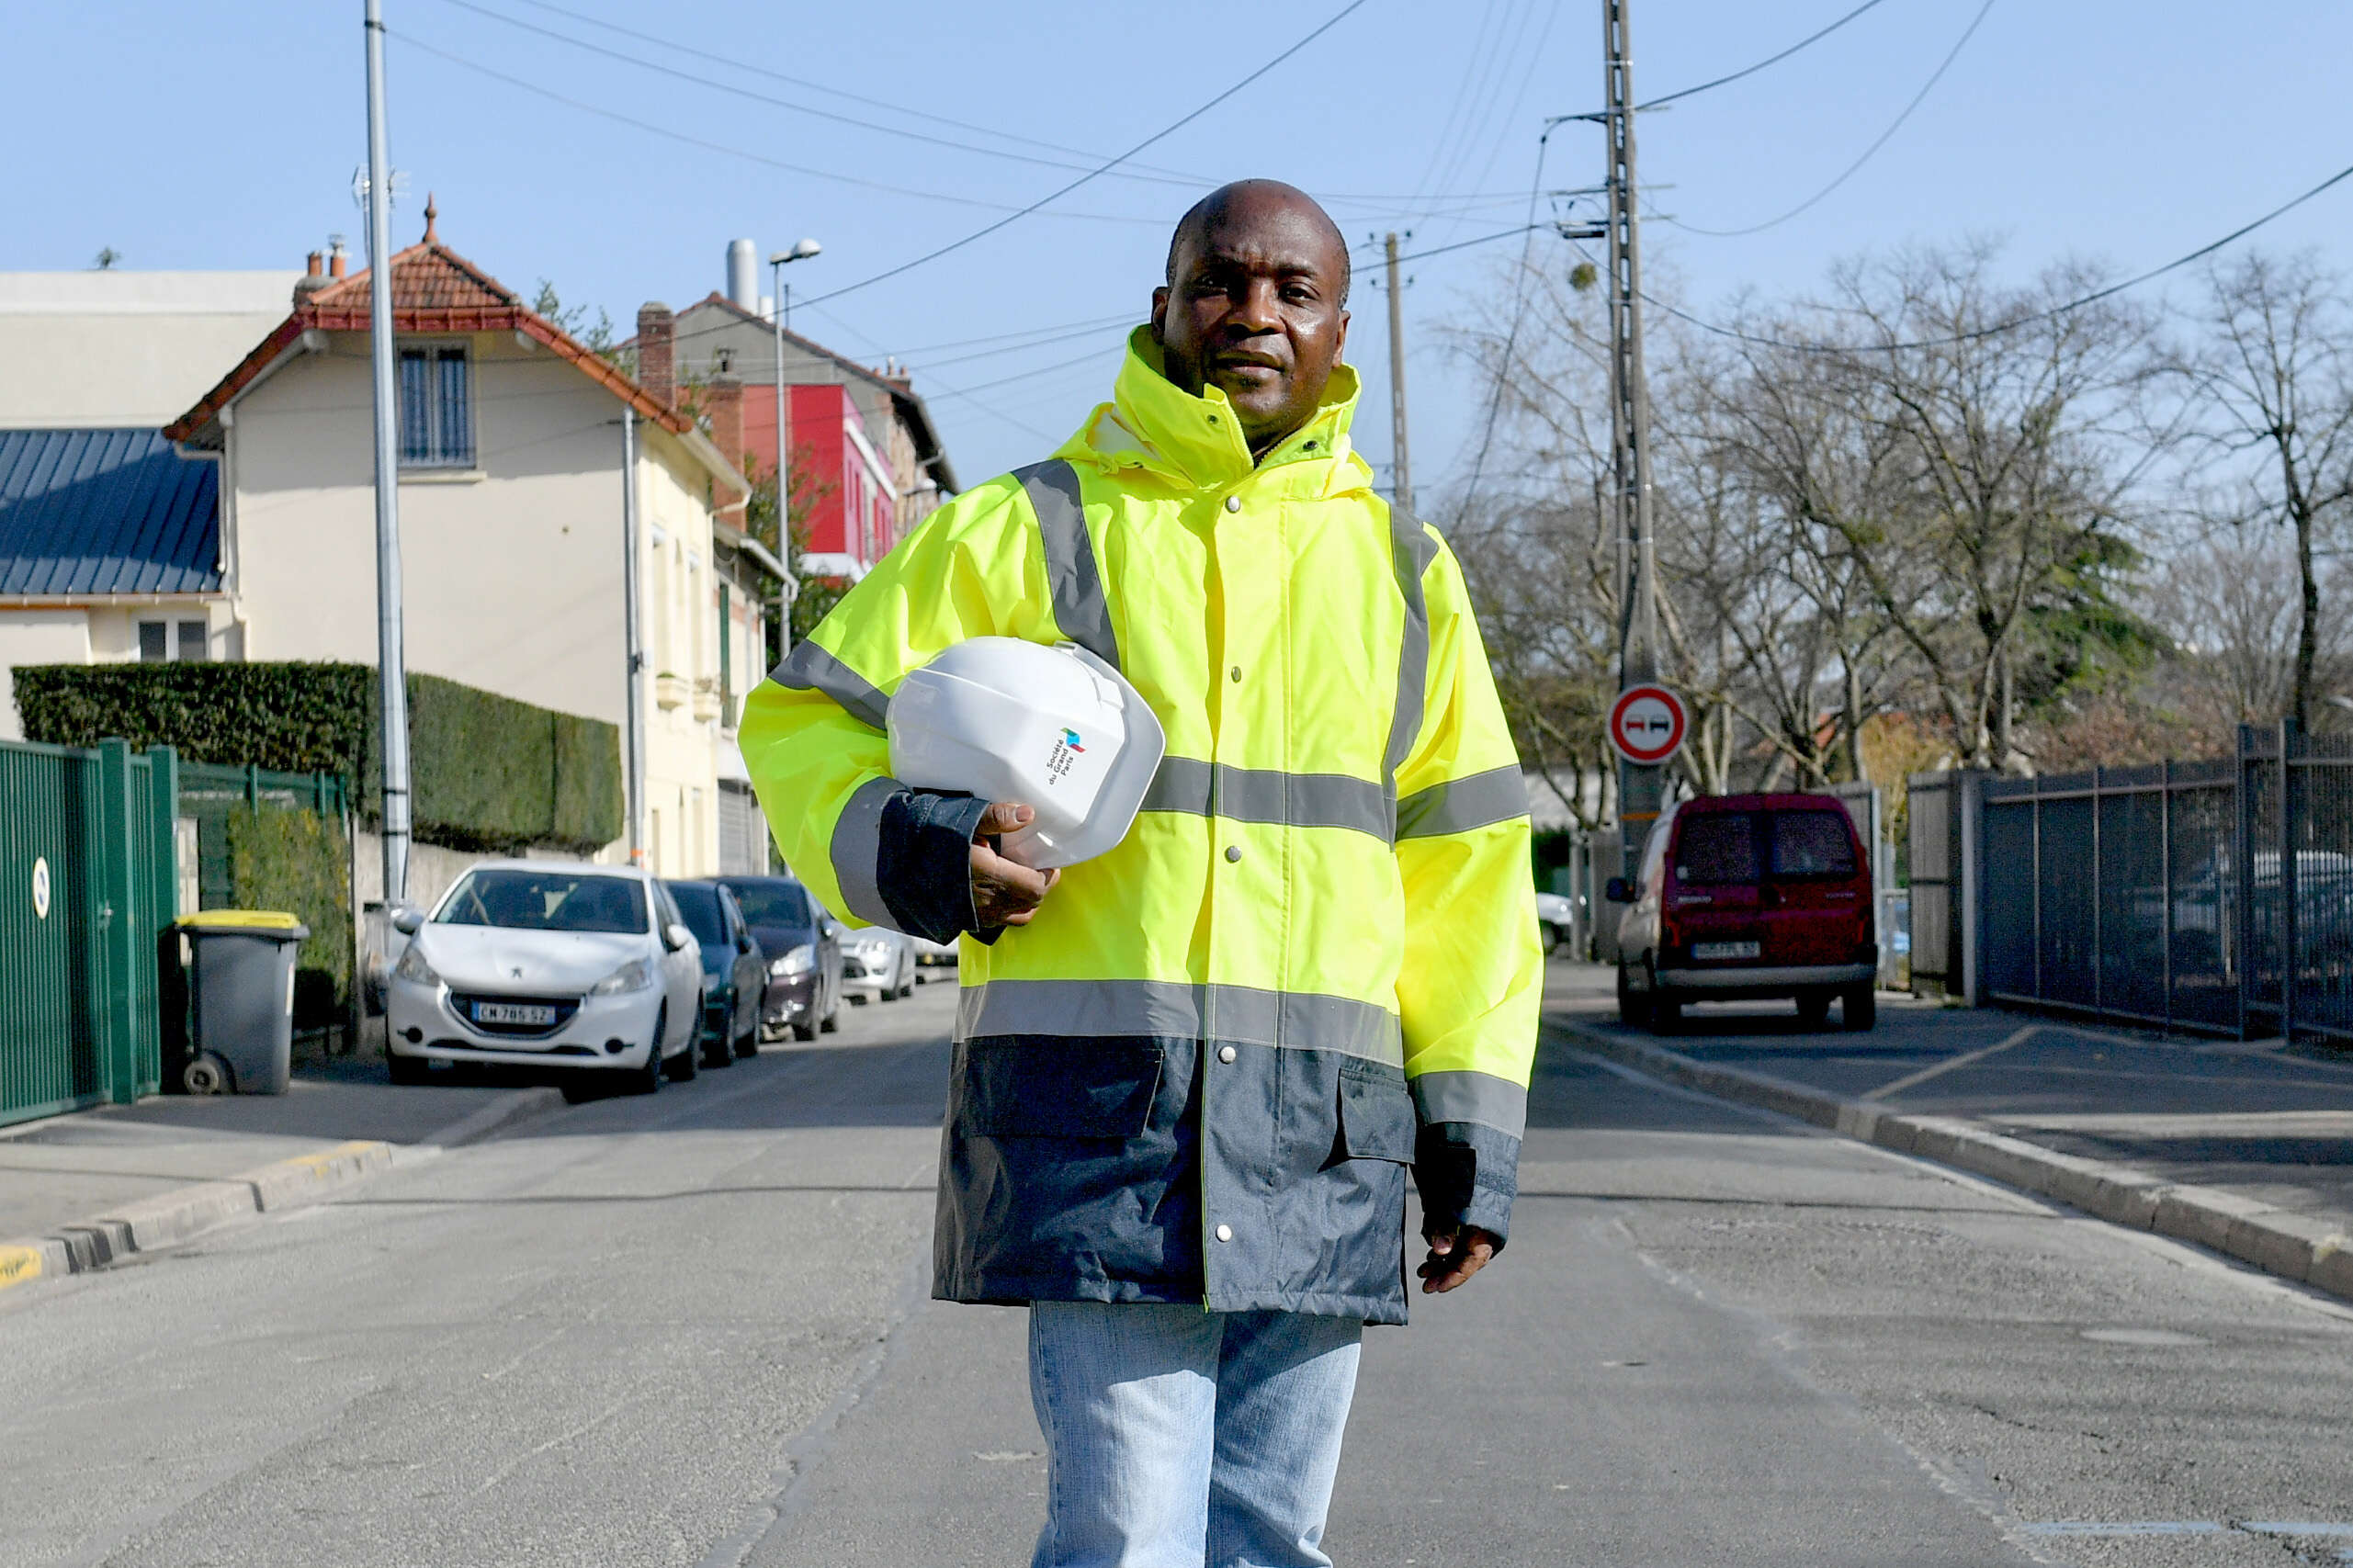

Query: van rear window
[1771,811,1858,877]
[1675,813,1759,884]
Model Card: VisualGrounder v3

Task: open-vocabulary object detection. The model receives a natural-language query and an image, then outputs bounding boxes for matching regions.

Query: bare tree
[2187,253,2353,731]
[1760,245,2162,770]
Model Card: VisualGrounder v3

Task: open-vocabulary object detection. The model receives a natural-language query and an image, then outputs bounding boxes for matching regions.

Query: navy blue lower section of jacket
[933,1036,1422,1325]
[883,783,1518,1325]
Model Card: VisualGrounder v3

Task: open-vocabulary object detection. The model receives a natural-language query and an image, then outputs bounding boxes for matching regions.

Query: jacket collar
[1067,326,1367,495]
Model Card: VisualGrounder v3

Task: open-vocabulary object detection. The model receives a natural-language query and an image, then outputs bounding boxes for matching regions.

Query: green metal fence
[0,738,179,1127]
[177,761,348,911]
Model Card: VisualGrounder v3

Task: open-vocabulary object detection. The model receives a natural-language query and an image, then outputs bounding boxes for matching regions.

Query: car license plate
[1692,941,1760,962]
[475,1001,556,1026]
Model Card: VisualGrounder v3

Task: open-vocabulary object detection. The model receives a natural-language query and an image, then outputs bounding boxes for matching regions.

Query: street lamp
[768,239,820,659]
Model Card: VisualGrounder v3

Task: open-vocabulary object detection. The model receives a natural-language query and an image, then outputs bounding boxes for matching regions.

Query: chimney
[637,302,675,407]
[726,239,758,312]
[328,239,348,280]
[293,250,328,307]
[705,374,746,475]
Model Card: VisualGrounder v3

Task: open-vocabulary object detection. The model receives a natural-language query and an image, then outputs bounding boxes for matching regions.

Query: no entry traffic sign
[1608,684,1687,766]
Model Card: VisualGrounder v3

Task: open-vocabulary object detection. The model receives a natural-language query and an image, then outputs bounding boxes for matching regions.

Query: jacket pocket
[1337,1058,1416,1162]
[960,1039,1165,1138]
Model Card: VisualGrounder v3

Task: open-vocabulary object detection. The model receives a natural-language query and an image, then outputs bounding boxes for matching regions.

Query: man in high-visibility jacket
[741,180,1539,1566]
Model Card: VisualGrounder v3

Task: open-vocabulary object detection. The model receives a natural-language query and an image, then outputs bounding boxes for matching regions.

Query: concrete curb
[1549,1018,2353,1304]
[0,1085,564,1301]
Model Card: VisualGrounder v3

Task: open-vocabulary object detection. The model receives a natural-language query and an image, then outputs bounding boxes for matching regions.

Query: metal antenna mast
[1603,0,1662,867]
[363,0,412,908]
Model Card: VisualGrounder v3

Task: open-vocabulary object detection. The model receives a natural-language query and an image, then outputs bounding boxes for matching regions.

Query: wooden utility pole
[1384,231,1414,514]
[1603,0,1662,869]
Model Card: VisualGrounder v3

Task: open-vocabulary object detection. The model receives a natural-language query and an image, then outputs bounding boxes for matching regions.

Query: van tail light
[1660,912,1682,953]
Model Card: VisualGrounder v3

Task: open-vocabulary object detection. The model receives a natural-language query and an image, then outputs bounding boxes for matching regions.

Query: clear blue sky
[6,1,2350,497]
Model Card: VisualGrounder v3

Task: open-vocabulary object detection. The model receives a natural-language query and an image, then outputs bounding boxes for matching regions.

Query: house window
[399,346,473,467]
[136,619,209,662]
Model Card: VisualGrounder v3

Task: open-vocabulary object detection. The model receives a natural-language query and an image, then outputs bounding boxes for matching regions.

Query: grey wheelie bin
[173,911,310,1094]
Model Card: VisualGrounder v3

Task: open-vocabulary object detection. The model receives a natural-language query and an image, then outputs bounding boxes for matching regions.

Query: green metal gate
[0,738,179,1127]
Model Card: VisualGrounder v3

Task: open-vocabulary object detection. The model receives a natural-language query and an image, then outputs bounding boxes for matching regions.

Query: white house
[0,210,778,886]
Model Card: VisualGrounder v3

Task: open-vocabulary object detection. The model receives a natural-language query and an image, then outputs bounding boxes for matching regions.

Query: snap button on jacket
[741,330,1541,1323]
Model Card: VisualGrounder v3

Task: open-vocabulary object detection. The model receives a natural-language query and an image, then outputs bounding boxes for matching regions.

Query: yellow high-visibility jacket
[741,329,1539,1322]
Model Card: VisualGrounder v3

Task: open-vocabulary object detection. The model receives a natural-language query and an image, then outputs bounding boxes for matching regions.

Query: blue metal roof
[0,429,221,597]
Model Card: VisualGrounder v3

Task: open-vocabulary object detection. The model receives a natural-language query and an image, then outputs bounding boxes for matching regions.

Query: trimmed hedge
[17,661,622,853]
[225,805,352,1031]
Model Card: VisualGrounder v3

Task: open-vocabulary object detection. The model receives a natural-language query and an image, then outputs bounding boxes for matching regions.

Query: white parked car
[1535,890,1576,956]
[840,925,916,1003]
[385,861,704,1100]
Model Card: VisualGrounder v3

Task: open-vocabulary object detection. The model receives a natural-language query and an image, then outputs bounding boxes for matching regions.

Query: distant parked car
[841,925,916,1003]
[908,934,959,978]
[716,874,843,1042]
[385,861,703,1099]
[1608,795,1877,1033]
[665,879,765,1066]
[1534,891,1575,956]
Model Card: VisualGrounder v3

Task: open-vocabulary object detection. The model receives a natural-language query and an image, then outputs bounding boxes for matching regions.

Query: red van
[1607,794,1877,1033]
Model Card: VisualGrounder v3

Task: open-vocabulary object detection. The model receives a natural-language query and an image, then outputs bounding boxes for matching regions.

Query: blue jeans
[1027,1302,1363,1568]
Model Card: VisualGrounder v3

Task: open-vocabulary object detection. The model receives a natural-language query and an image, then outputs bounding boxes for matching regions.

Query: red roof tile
[166,230,688,443]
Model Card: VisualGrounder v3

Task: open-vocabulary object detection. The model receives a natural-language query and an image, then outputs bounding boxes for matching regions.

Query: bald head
[1151,180,1352,457]
[1165,180,1351,305]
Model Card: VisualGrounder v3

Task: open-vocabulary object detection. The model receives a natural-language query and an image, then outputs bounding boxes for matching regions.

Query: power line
[492,0,1215,186]
[421,0,1204,189]
[798,0,1372,311]
[486,0,1518,214]
[1627,152,2353,354]
[1669,0,1997,238]
[1391,225,1543,266]
[1639,0,1896,110]
[389,30,1165,226]
[1457,128,1559,506]
[1547,0,1900,126]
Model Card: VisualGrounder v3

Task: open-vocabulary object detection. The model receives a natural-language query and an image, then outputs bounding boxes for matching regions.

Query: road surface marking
[0,1244,42,1292]
[1861,1024,2040,1101]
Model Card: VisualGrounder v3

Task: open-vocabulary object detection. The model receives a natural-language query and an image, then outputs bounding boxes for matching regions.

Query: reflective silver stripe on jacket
[1384,507,1438,795]
[1014,459,1121,670]
[1395,764,1530,840]
[1140,758,1393,841]
[1408,1068,1528,1138]
[956,978,1404,1066]
[772,639,890,732]
[829,775,901,927]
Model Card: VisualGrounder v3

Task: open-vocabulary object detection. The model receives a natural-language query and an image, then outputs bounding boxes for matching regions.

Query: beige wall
[0,271,299,427]
[0,610,90,739]
[223,332,733,877]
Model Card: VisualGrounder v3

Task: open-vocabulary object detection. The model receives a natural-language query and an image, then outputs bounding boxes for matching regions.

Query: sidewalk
[1543,960,2353,1299]
[0,1058,560,1294]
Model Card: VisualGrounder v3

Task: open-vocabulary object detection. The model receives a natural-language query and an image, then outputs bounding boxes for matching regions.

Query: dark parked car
[664,879,766,1067]
[1608,794,1877,1033]
[715,875,843,1042]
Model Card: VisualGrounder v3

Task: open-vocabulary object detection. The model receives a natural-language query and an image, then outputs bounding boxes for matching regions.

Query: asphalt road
[4,964,2351,1567]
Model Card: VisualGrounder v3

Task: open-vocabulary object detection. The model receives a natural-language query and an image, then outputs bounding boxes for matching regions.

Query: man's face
[1152,192,1350,454]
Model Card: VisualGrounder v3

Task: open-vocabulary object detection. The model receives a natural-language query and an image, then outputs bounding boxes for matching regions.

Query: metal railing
[1975,722,2352,1041]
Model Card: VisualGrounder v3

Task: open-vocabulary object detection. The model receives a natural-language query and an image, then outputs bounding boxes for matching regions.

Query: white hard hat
[888,637,1166,870]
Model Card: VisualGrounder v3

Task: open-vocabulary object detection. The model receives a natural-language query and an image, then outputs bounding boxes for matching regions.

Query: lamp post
[767,239,820,659]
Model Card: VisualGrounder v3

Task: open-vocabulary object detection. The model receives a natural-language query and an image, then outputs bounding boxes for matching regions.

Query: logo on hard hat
[1046,727,1087,785]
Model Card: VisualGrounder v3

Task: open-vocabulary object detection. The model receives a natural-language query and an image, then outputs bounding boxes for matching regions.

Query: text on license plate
[475,1001,557,1025]
[1691,941,1760,961]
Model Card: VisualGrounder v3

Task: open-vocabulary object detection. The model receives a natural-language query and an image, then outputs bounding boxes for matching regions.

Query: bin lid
[175,909,310,939]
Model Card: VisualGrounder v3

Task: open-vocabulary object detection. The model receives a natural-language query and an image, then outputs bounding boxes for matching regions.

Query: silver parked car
[385,862,704,1100]
[840,924,916,1003]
